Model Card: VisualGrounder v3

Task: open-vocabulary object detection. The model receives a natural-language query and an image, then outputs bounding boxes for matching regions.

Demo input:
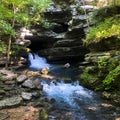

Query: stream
[28,53,120,120]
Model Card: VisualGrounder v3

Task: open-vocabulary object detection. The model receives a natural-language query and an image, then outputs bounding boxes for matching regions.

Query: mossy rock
[102,91,120,105]
[0,112,9,120]
[87,37,120,52]
[92,5,120,23]
[84,15,120,50]
[39,109,48,120]
[103,66,120,90]
[78,67,99,89]
[82,50,120,91]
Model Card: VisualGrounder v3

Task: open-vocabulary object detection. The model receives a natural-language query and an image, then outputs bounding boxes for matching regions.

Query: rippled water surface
[29,53,120,120]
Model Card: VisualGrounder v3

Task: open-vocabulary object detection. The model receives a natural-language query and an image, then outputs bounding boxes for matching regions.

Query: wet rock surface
[24,0,96,62]
[0,1,120,120]
[0,66,120,120]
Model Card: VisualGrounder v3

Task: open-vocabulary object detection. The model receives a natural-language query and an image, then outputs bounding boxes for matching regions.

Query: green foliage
[39,109,48,120]
[16,13,30,26]
[92,5,120,23]
[98,56,110,71]
[98,55,120,73]
[40,20,53,29]
[108,0,120,6]
[82,5,120,92]
[80,51,120,91]
[11,44,26,56]
[0,40,7,54]
[84,17,120,46]
[0,20,16,36]
[80,67,98,87]
[0,0,52,59]
[0,4,13,20]
[103,66,120,90]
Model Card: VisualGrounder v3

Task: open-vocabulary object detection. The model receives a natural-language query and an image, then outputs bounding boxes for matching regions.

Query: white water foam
[41,81,96,109]
[28,53,50,70]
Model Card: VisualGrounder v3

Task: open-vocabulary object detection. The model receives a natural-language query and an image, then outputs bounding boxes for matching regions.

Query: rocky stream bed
[0,61,120,120]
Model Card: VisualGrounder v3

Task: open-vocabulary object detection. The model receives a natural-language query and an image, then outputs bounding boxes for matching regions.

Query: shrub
[92,5,120,23]
[103,66,120,90]
[80,67,98,87]
[84,17,120,46]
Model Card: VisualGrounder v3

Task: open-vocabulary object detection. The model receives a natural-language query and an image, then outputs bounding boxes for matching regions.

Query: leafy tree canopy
[0,0,51,67]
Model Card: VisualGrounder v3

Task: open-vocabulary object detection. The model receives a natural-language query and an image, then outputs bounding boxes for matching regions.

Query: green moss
[84,17,120,46]
[92,5,120,23]
[103,66,120,90]
[80,67,98,88]
[98,56,110,71]
[39,109,48,120]
[97,52,120,73]
[80,51,120,91]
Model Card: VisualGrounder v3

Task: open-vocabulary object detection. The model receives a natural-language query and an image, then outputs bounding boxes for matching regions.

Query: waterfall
[28,53,50,70]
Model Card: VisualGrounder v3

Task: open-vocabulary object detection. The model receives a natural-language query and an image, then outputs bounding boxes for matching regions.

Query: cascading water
[28,53,50,70]
[41,80,103,120]
[41,80,97,109]
[28,53,120,120]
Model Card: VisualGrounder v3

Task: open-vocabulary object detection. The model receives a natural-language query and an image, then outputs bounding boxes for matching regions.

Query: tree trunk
[5,36,12,68]
[5,4,16,69]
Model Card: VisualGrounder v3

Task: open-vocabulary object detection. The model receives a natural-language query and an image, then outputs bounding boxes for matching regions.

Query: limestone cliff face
[25,0,96,62]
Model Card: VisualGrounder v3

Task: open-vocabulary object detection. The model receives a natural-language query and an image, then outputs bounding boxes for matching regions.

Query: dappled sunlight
[86,106,97,111]
[101,103,113,107]
[41,74,55,79]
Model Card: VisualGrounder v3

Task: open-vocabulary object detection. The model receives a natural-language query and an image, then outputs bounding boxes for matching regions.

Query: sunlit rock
[64,63,70,68]
[41,67,50,75]
[22,79,35,89]
[16,75,28,83]
[21,92,32,100]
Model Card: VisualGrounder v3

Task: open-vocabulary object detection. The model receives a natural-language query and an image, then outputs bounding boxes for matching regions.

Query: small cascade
[28,53,50,70]
[41,80,103,120]
[41,80,99,110]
